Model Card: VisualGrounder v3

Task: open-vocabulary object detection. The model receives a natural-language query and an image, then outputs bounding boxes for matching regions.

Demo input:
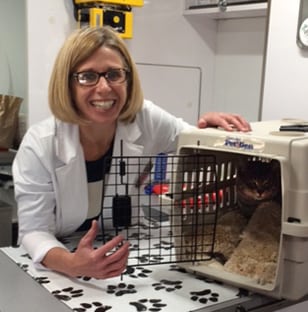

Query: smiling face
[71,46,128,127]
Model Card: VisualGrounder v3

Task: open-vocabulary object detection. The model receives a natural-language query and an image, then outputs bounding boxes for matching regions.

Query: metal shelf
[184,2,268,19]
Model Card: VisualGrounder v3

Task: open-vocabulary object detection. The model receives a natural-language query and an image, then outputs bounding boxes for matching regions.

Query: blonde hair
[48,26,143,124]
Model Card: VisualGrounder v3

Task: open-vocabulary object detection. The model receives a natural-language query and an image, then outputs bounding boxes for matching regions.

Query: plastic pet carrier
[102,119,308,301]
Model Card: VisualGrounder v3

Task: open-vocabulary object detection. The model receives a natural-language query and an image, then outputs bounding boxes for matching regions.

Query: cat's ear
[270,159,281,172]
[271,161,282,183]
[236,157,247,166]
[236,157,248,175]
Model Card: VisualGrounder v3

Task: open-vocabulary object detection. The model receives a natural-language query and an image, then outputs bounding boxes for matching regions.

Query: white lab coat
[13,100,192,267]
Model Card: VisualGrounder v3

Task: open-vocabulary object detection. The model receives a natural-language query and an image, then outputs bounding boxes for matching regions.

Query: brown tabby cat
[236,158,281,218]
[222,158,282,284]
[180,157,282,284]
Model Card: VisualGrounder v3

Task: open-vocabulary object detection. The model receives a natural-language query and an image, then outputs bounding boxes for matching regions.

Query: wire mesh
[101,152,234,267]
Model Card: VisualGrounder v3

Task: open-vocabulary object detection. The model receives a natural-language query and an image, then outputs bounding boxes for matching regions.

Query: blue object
[154,153,167,182]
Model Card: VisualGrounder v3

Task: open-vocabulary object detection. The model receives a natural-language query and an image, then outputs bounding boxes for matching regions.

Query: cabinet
[0,201,12,247]
[0,151,16,247]
[184,1,268,19]
[182,0,268,122]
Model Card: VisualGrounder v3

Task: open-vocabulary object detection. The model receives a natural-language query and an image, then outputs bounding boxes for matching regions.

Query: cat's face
[236,159,281,203]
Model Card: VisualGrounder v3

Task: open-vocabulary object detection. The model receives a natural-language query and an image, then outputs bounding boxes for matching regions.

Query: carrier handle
[282,221,308,237]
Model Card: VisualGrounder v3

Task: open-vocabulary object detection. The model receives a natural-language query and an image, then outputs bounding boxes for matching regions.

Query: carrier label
[224,137,253,150]
[214,136,265,152]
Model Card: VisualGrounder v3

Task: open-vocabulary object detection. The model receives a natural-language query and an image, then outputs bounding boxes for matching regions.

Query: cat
[220,159,282,284]
[179,158,282,275]
[236,158,281,218]
[206,158,282,263]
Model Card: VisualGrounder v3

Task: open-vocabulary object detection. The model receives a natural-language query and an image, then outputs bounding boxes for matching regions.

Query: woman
[13,26,250,280]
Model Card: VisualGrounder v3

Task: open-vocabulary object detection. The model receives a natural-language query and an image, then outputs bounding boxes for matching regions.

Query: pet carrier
[171,119,308,301]
[102,119,308,301]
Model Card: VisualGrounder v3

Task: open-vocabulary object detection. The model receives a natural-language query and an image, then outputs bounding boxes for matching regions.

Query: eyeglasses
[72,68,129,86]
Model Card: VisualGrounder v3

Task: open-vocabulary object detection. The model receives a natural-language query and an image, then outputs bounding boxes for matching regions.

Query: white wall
[214,17,266,121]
[26,0,75,126]
[129,0,217,124]
[130,0,266,123]
[22,0,266,126]
[261,0,308,120]
[24,0,217,126]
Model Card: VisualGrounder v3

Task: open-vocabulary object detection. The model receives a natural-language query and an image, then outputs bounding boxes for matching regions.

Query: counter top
[0,250,71,312]
[1,222,308,312]
[0,225,243,312]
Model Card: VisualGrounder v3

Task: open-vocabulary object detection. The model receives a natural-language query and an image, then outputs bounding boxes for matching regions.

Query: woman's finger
[78,220,99,249]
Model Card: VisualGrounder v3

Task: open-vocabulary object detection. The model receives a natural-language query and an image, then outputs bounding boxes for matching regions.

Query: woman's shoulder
[138,99,191,129]
[22,118,78,151]
[139,99,172,121]
[26,117,76,137]
[141,99,165,112]
[26,116,56,135]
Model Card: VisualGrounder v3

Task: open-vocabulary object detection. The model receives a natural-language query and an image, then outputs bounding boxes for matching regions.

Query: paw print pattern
[190,289,219,304]
[135,254,165,264]
[129,231,152,241]
[129,242,140,252]
[153,240,173,250]
[124,266,153,278]
[169,264,188,274]
[152,279,182,292]
[21,253,32,260]
[72,301,112,312]
[95,233,114,243]
[17,262,29,272]
[78,275,92,282]
[106,282,137,296]
[195,275,224,286]
[52,287,84,301]
[35,276,51,285]
[130,299,167,312]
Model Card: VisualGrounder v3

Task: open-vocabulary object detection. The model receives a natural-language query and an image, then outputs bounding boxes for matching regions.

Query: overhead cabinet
[184,0,268,19]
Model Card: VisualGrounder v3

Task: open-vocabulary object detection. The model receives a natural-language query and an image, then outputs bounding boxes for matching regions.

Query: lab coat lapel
[55,156,88,234]
[54,119,81,164]
[113,121,144,157]
[53,119,88,234]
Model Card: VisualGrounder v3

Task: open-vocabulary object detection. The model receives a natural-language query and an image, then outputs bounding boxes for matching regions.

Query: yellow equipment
[74,0,143,6]
[72,0,144,39]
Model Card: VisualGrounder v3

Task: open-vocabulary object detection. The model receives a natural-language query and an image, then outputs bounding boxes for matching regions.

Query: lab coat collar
[54,118,81,164]
[54,117,144,164]
[114,120,144,157]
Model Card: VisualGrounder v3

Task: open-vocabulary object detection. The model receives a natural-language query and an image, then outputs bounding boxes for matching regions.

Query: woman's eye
[82,72,97,81]
[107,71,121,80]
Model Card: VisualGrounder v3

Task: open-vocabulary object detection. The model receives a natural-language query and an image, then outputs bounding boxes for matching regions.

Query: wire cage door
[101,152,226,267]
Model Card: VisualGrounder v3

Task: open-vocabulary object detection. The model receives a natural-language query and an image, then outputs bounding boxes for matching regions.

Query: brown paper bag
[0,94,23,150]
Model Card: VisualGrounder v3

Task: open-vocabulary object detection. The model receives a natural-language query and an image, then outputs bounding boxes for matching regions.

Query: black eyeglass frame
[72,68,130,86]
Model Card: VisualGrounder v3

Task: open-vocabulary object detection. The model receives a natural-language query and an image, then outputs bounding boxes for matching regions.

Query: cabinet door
[136,63,201,125]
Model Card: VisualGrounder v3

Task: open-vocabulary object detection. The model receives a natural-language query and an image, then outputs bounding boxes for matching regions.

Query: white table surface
[1,222,308,312]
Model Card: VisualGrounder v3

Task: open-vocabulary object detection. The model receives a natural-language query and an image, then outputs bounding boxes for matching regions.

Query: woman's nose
[96,76,111,89]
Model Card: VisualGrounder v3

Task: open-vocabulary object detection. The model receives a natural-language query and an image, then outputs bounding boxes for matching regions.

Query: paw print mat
[1,223,242,312]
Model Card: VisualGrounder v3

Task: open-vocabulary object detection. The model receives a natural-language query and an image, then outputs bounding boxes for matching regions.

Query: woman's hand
[70,220,130,279]
[42,220,129,279]
[198,112,251,132]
